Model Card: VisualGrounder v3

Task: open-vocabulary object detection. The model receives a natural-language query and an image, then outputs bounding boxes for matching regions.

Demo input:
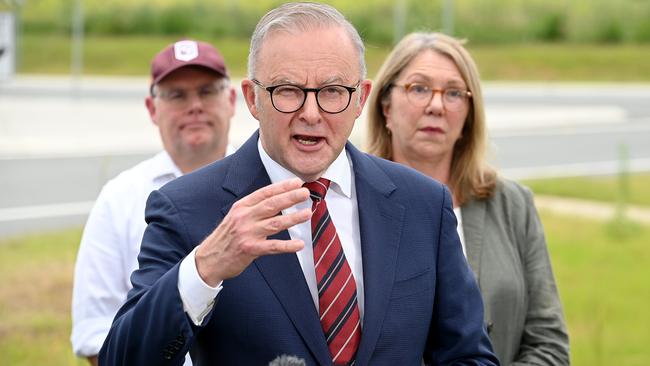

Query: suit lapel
[346,145,405,365]
[254,242,331,365]
[220,132,331,365]
[461,198,486,282]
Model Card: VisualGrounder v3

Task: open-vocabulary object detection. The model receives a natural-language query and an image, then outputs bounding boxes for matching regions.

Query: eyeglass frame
[392,83,472,110]
[151,80,230,107]
[251,79,360,114]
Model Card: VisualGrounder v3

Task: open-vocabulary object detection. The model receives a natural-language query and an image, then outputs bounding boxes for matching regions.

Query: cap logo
[173,40,199,62]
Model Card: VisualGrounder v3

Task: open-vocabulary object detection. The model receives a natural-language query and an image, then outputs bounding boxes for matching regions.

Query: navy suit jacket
[100,131,498,366]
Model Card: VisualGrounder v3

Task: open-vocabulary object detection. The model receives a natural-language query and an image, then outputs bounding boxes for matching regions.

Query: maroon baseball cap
[150,40,229,88]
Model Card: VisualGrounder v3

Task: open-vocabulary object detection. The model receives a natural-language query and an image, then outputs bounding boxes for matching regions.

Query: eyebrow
[266,76,350,87]
[404,74,466,87]
[320,76,348,85]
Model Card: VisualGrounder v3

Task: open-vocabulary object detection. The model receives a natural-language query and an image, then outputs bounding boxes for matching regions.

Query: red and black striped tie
[304,178,361,365]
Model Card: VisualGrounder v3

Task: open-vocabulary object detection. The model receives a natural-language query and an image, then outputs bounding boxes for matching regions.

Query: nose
[426,90,445,114]
[186,91,204,113]
[297,90,321,124]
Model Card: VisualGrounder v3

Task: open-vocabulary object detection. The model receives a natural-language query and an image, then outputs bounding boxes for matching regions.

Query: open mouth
[294,134,323,146]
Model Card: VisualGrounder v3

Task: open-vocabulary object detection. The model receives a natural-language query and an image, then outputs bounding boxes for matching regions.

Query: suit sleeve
[511,188,570,366]
[99,189,208,366]
[425,187,499,366]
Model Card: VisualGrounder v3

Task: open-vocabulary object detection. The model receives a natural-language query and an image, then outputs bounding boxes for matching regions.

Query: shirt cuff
[178,246,222,326]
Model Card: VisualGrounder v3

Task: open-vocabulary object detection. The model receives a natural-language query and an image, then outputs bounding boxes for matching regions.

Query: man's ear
[241,79,260,120]
[355,79,373,118]
[229,86,237,108]
[145,96,158,126]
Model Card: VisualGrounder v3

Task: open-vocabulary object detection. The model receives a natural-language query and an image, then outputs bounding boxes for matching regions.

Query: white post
[442,0,454,36]
[0,11,16,81]
[394,0,406,44]
[71,0,84,86]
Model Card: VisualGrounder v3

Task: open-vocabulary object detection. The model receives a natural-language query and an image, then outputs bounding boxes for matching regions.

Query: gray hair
[247,2,366,79]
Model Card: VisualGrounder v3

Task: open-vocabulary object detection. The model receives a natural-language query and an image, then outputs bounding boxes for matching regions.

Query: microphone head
[268,354,307,366]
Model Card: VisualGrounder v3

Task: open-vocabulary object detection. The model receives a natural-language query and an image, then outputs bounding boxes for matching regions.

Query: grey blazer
[461,178,570,365]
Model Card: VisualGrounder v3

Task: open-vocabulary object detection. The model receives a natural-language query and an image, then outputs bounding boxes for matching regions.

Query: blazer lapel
[460,198,486,282]
[255,242,331,365]
[220,131,331,365]
[346,144,405,365]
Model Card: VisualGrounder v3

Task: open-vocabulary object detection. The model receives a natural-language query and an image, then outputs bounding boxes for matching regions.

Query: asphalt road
[2,76,649,238]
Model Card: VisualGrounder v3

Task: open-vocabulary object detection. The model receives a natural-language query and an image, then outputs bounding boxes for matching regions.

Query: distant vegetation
[17,34,650,81]
[4,0,650,79]
[5,0,650,45]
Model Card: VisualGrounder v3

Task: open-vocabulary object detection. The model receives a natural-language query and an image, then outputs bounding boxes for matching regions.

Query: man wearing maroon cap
[71,39,235,366]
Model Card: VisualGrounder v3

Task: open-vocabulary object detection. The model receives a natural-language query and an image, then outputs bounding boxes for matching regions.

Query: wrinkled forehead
[256,26,360,81]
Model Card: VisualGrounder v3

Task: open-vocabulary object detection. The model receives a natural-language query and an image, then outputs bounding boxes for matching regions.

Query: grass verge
[18,34,650,81]
[523,173,650,207]
[0,228,85,366]
[542,210,650,366]
[1,209,649,365]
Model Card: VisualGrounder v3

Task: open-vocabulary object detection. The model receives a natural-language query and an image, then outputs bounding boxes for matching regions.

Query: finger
[256,207,312,236]
[237,178,305,207]
[253,239,305,256]
[250,187,310,220]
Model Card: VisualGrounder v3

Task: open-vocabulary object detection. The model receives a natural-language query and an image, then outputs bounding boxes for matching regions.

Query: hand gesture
[195,178,311,286]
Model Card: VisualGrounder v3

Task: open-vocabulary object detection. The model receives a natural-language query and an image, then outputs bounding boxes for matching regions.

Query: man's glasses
[252,79,359,114]
[393,83,472,111]
[153,82,228,108]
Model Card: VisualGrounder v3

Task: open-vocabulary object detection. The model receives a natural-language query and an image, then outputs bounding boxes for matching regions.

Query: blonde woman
[367,32,569,365]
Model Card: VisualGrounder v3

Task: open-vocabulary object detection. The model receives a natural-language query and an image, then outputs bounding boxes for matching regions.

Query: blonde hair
[366,32,496,204]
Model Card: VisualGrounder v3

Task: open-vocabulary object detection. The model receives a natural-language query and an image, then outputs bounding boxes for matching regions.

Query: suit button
[163,350,173,360]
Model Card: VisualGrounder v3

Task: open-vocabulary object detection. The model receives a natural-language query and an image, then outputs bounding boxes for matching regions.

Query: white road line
[0,201,94,222]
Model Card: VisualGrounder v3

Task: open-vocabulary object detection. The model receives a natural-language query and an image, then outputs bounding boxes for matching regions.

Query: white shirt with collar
[178,139,365,326]
[71,147,234,359]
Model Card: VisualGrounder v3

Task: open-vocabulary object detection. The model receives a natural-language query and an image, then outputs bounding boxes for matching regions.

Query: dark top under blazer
[99,131,498,366]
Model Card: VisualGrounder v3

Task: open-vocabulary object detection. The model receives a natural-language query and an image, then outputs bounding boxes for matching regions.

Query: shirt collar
[257,138,352,198]
[153,144,237,183]
[151,150,183,184]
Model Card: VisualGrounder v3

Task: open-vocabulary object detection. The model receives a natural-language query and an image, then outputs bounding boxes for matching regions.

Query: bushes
[14,0,650,45]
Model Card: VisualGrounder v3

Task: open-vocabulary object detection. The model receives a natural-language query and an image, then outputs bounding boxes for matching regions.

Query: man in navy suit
[100,3,498,365]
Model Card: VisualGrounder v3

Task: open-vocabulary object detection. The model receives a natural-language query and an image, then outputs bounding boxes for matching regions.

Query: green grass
[523,173,650,207]
[18,34,251,77]
[1,211,650,365]
[471,43,650,82]
[542,210,650,366]
[0,228,86,366]
[18,34,650,81]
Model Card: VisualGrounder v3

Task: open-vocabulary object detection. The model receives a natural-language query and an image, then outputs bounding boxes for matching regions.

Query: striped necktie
[304,178,361,365]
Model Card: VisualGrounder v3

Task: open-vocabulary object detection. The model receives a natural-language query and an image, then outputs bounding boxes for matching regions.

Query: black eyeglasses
[252,79,359,114]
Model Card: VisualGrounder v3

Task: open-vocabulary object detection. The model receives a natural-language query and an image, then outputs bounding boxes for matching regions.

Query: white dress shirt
[178,139,365,326]
[453,206,466,257]
[71,151,182,357]
[71,147,234,361]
